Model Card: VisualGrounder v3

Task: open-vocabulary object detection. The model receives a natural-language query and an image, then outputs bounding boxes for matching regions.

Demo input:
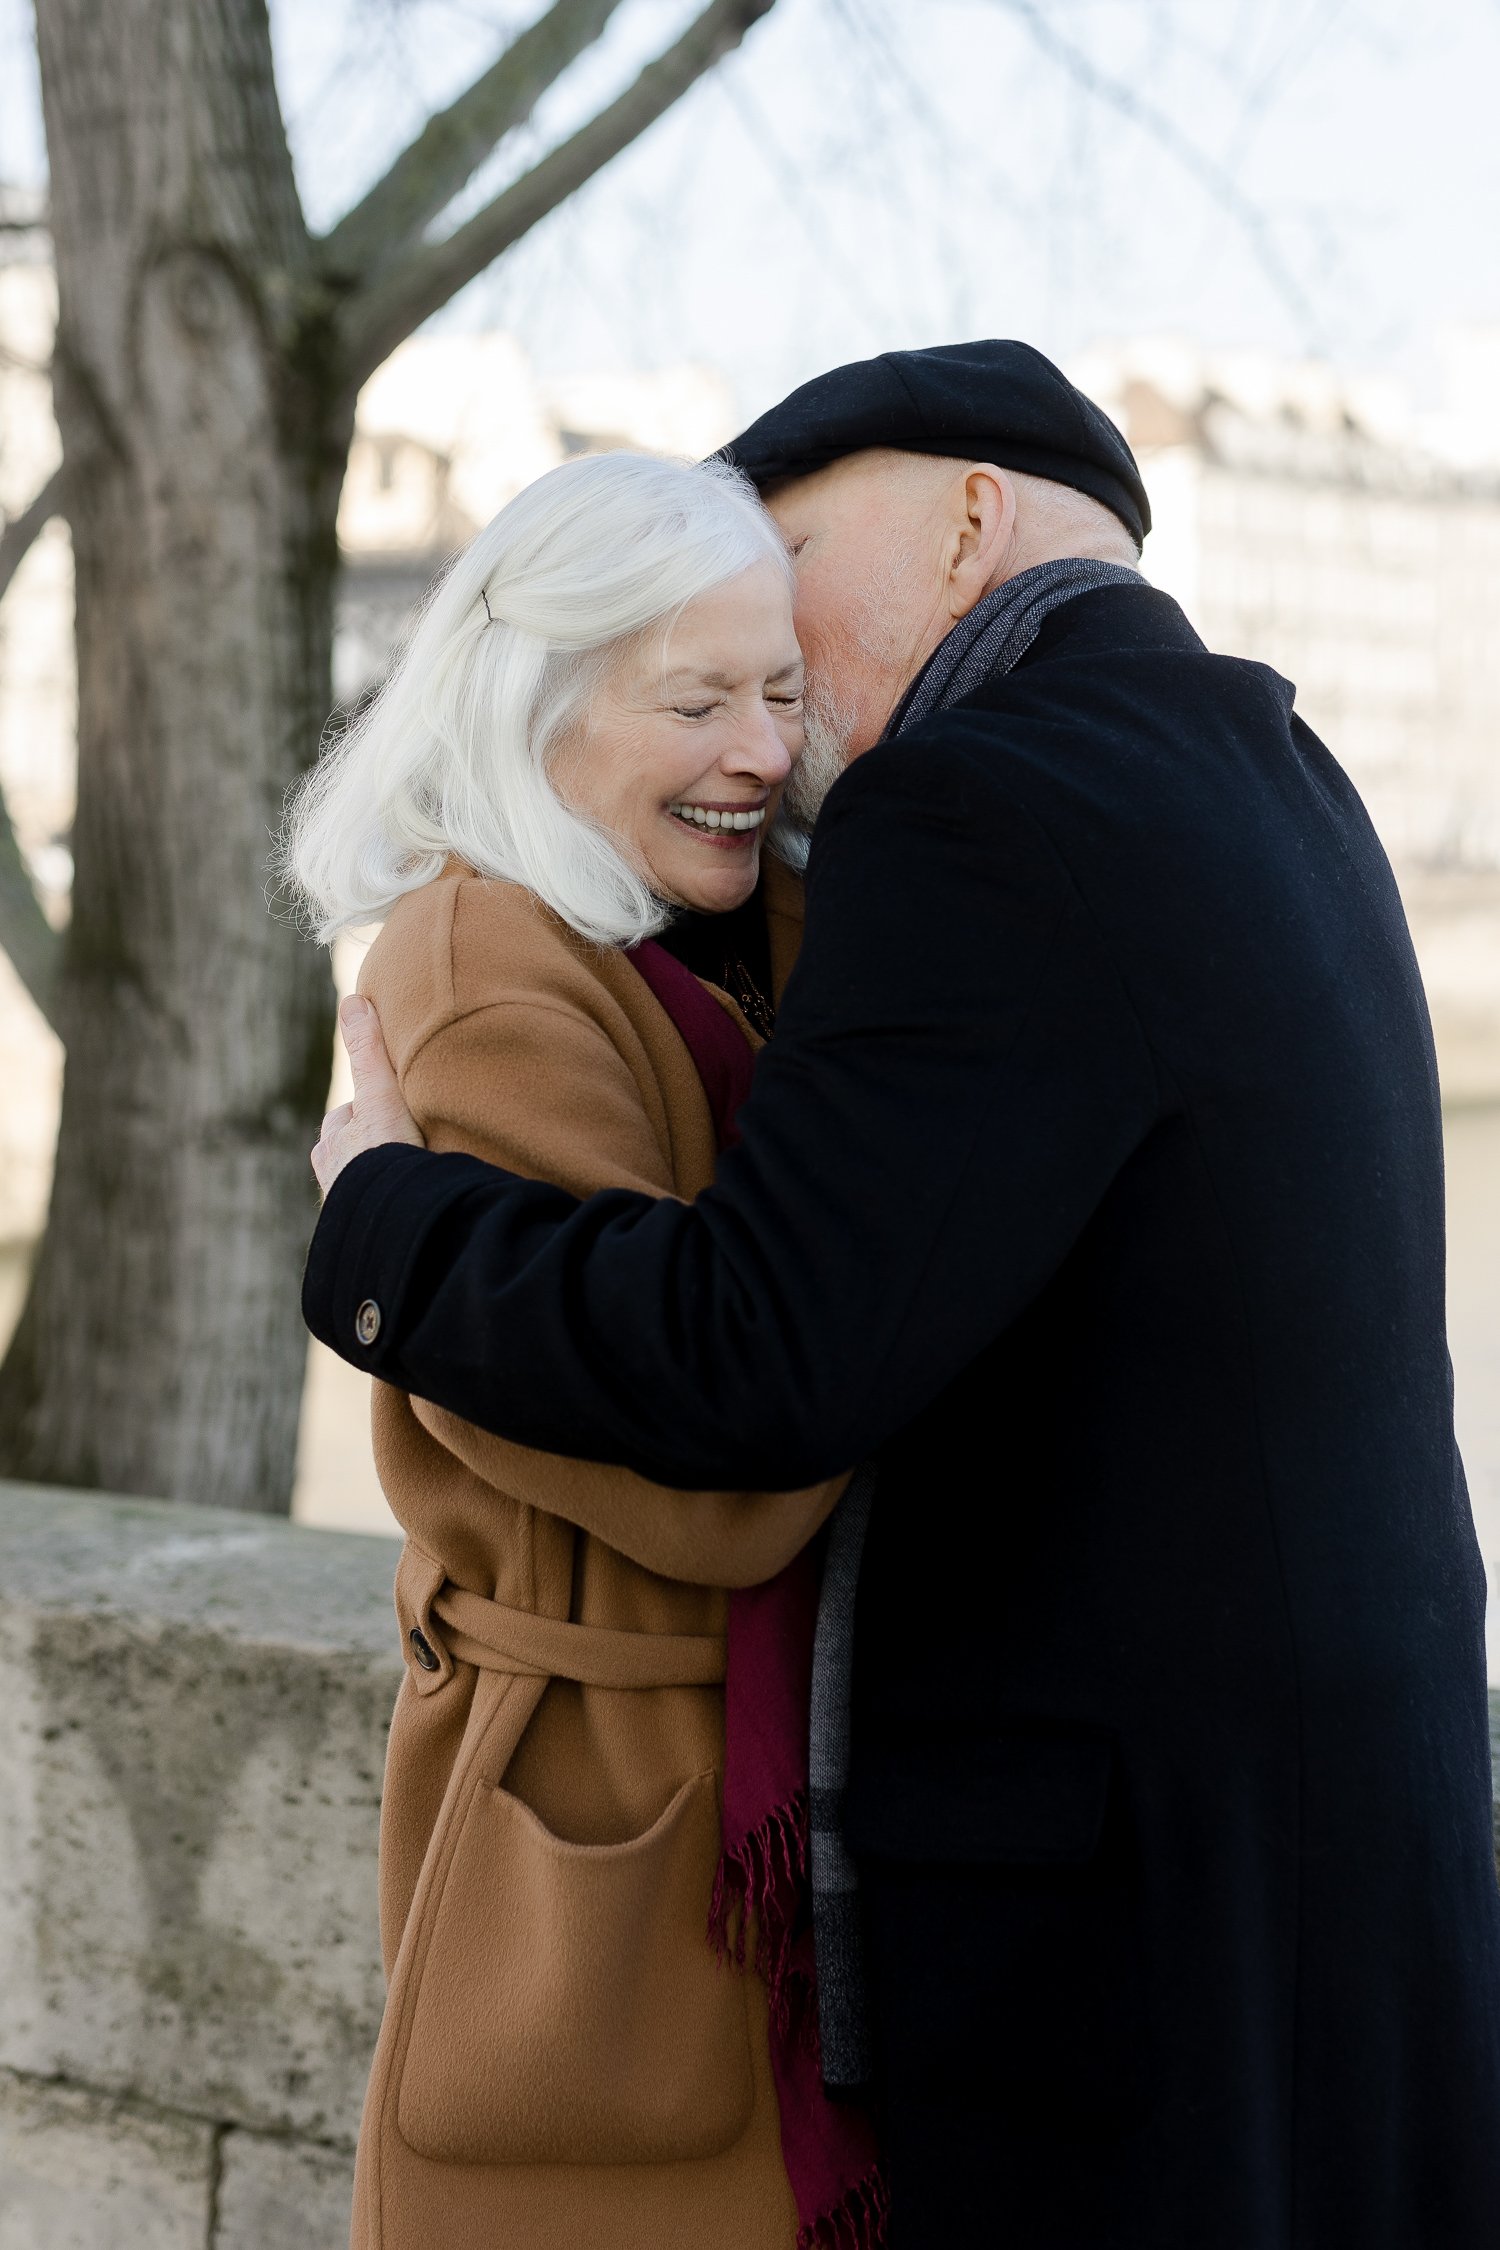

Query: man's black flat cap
[721,339,1150,546]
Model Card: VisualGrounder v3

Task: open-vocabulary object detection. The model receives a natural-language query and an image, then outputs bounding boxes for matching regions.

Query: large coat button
[354,1299,381,1346]
[409,1627,440,1672]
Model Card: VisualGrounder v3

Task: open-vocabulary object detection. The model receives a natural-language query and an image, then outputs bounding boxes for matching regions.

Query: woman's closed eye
[671,690,801,718]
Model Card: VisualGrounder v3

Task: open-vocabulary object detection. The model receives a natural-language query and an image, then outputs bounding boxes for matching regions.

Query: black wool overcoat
[305,582,1500,2249]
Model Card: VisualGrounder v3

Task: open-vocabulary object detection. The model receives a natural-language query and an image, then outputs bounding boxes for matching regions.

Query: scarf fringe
[795,2162,891,2250]
[708,1787,810,2026]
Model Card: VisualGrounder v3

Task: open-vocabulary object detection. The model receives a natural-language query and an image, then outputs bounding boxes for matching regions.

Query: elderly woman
[284,454,878,2250]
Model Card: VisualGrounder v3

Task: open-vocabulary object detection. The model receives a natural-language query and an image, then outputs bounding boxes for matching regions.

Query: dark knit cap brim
[718,340,1150,546]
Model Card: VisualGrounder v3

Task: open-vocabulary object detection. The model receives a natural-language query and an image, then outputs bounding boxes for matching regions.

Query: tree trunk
[0,0,342,1510]
[1,0,780,1512]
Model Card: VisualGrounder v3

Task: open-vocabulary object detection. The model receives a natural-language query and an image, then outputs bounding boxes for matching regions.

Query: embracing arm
[304,734,1161,1490]
[355,948,846,1584]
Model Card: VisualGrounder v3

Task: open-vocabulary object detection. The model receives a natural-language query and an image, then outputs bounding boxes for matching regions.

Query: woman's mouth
[666,799,767,843]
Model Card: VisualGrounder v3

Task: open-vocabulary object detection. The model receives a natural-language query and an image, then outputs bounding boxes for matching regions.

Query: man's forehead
[763,449,955,530]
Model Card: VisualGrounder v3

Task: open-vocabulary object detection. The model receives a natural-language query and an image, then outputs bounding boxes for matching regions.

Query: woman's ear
[946,464,1017,619]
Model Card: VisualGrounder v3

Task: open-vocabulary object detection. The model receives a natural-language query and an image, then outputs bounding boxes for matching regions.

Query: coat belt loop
[428,1580,726,1689]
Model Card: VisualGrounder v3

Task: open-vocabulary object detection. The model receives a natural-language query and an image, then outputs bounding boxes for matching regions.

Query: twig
[992,0,1326,350]
[317,0,628,287]
[0,781,60,1034]
[339,0,778,389]
[0,465,65,1029]
[0,464,63,608]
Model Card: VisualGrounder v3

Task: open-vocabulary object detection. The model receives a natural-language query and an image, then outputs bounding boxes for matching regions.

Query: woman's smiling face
[555,559,805,916]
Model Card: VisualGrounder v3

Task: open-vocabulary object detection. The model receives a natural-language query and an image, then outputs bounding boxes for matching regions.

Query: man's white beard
[767,678,856,871]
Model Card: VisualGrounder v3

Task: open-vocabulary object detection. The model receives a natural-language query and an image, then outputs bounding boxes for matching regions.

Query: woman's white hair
[279,450,791,949]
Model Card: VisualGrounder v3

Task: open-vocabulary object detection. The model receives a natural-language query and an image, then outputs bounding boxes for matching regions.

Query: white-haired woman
[283,454,879,2250]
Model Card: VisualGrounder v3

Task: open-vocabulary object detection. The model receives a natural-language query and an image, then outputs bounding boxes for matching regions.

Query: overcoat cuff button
[409,1627,440,1673]
[354,1299,382,1346]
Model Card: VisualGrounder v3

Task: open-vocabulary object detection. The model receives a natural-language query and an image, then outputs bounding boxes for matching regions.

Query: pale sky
[3,0,1499,423]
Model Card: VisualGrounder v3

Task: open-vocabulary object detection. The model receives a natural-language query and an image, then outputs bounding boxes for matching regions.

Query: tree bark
[0,0,342,1509]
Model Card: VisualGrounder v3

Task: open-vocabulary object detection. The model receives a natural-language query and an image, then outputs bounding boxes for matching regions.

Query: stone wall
[0,1481,1497,2248]
[0,1483,402,2248]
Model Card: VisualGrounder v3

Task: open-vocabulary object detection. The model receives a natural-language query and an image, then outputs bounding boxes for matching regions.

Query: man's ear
[946,463,1017,619]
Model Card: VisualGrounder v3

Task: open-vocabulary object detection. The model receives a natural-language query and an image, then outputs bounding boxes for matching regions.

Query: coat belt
[429,1581,727,1688]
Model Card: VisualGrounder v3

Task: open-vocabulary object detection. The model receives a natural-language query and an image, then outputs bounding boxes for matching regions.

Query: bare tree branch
[0,785,60,1032]
[318,0,629,288]
[340,0,777,389]
[0,464,62,607]
[0,465,65,1030]
[993,0,1325,349]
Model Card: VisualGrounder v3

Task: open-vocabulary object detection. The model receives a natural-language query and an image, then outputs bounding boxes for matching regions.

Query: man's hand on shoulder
[311,996,425,1198]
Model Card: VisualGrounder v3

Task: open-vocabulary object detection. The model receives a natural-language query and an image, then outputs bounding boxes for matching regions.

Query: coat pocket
[395,1767,754,2167]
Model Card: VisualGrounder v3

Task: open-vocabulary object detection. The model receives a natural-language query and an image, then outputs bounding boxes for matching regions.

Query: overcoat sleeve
[380,989,847,1587]
[304,729,1162,1490]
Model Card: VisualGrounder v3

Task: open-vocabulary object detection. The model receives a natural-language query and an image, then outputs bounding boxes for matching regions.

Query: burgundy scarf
[628,938,888,2250]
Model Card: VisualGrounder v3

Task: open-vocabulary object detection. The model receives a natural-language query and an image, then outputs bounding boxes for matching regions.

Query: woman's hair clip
[480,587,497,626]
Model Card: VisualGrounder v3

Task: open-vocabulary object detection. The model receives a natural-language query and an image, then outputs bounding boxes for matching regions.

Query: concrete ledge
[0,2068,214,2250]
[0,2068,357,2250]
[0,1479,402,2247]
[216,2126,355,2249]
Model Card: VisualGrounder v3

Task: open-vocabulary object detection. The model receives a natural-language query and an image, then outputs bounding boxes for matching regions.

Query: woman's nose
[725,704,796,783]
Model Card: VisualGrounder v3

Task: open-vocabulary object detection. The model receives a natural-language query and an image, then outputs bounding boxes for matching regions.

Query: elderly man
[304,343,1500,2247]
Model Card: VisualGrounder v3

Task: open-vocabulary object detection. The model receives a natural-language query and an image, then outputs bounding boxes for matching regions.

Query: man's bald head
[766,448,1140,795]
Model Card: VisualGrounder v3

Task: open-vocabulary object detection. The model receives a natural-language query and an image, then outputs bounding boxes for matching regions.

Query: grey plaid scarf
[807,555,1142,2094]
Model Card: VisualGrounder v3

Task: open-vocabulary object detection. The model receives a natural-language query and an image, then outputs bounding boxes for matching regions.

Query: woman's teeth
[668,803,765,832]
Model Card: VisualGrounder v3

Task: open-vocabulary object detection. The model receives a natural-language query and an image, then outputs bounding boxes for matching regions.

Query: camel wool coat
[348,857,841,2250]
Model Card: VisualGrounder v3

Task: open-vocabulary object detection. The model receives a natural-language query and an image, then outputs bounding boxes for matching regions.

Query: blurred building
[334,334,734,702]
[1073,337,1500,868]
[1074,336,1500,1096]
[6,252,1500,1247]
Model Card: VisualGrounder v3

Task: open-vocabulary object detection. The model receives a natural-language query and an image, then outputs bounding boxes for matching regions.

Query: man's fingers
[311,995,425,1202]
[311,1101,353,1192]
[340,995,400,1098]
